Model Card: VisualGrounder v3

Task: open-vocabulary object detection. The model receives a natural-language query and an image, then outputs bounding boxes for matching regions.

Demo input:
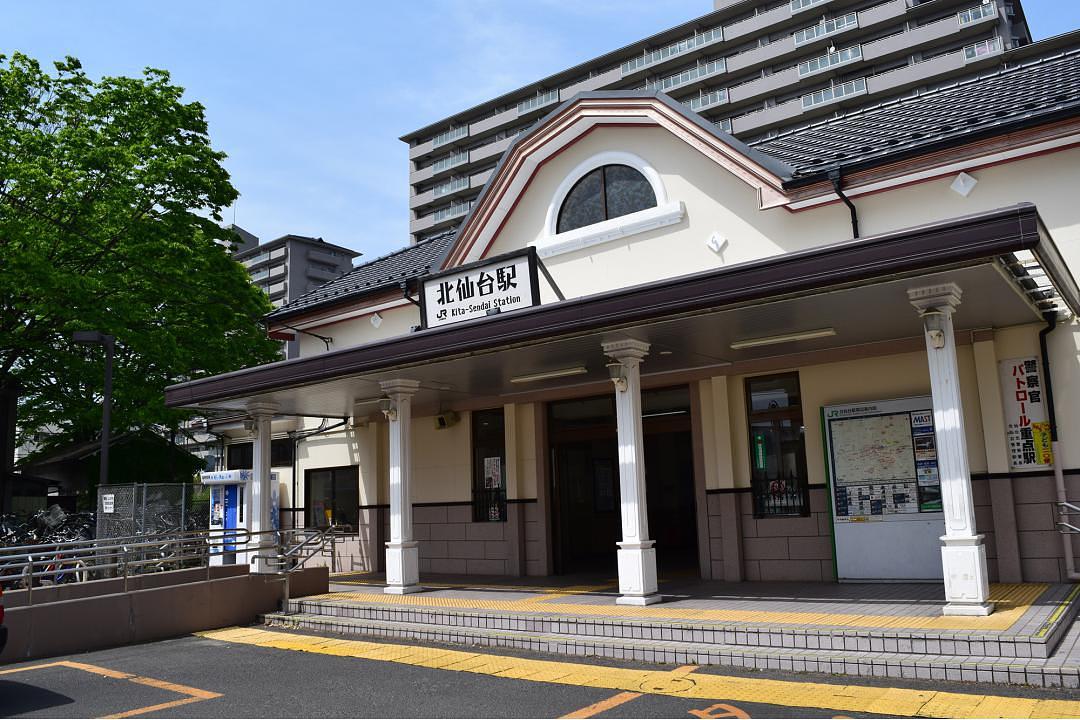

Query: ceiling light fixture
[509,366,588,384]
[730,327,836,350]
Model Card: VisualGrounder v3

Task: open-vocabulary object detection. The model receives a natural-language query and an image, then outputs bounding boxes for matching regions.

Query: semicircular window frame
[555,164,658,235]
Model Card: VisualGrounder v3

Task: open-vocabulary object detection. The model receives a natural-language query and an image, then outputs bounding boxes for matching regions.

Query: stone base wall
[1010,473,1080,582]
[704,474,1080,584]
[413,502,522,575]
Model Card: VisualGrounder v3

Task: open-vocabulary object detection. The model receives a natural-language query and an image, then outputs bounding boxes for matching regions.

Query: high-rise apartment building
[232,231,360,357]
[402,0,1030,243]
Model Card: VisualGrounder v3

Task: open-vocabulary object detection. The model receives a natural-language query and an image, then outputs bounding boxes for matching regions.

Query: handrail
[1058,500,1080,534]
[1,525,358,613]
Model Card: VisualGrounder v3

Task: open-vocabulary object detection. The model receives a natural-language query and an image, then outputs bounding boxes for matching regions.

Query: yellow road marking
[307,583,1046,631]
[1034,583,1080,638]
[199,626,1080,719]
[561,691,642,718]
[0,660,222,719]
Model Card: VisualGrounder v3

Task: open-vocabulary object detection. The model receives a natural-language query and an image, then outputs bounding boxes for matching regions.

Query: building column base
[940,535,994,616]
[385,540,420,595]
[616,541,661,605]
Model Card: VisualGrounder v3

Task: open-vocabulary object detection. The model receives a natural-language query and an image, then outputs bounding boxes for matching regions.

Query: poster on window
[421,248,540,329]
[999,356,1053,470]
[484,457,502,490]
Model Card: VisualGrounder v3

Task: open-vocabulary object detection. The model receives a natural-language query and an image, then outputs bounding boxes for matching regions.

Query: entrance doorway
[548,387,698,577]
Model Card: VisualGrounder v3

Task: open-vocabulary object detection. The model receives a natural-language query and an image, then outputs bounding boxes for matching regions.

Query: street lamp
[72,331,115,485]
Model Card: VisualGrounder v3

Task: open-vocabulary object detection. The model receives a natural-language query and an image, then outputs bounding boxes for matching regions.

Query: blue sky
[7,0,1079,260]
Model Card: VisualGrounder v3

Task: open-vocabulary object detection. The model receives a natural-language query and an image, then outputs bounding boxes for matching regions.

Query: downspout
[1039,311,1080,580]
[828,168,860,239]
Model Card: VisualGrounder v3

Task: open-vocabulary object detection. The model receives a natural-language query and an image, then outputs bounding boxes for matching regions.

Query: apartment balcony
[560,67,621,101]
[723,1,797,43]
[266,281,287,297]
[863,4,997,62]
[731,44,974,136]
[726,0,907,76]
[470,134,516,164]
[651,58,727,96]
[727,66,799,105]
[410,125,469,162]
[409,213,436,235]
[470,168,494,189]
[408,137,435,161]
[308,248,344,266]
[620,26,724,80]
[410,164,434,184]
[865,49,964,96]
[306,265,341,283]
[409,188,435,210]
[470,106,518,138]
[730,97,804,135]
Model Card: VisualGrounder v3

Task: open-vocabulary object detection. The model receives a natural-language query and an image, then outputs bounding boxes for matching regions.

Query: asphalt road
[0,630,1075,719]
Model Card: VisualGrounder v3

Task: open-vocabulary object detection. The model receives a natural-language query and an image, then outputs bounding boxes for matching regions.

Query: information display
[827,404,940,520]
[823,396,944,581]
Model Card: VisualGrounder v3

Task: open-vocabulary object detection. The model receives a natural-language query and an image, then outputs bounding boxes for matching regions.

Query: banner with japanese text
[998,356,1053,470]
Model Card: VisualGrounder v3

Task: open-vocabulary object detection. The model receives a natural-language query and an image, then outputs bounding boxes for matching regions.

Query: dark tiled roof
[753,48,1080,179]
[267,230,455,321]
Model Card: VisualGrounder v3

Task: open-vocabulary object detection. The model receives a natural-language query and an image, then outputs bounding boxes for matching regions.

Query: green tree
[0,53,280,455]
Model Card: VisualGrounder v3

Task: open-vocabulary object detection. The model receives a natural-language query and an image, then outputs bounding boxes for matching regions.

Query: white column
[380,379,422,594]
[247,401,277,574]
[908,284,994,616]
[603,339,661,606]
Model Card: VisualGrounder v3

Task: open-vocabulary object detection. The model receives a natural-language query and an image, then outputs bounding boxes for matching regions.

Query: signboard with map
[823,396,944,581]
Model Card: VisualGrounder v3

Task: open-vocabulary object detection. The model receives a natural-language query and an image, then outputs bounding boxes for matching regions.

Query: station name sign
[421,248,540,329]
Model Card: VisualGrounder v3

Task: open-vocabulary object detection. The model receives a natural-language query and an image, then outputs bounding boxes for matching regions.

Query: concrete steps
[259,599,1080,688]
[277,595,1075,659]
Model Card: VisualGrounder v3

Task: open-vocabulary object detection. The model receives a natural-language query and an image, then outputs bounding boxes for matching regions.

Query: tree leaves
[0,52,281,453]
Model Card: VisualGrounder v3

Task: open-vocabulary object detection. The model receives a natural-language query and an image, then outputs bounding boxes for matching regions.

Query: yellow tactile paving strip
[201,626,1080,719]
[304,583,1049,632]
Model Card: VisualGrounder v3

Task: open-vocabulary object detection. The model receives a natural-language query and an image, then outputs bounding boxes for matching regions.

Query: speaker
[433,411,460,430]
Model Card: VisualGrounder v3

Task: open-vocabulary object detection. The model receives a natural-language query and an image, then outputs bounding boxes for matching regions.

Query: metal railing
[0,525,348,608]
[1058,500,1080,534]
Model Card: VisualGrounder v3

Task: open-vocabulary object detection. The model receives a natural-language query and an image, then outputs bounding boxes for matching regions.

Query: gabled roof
[443,91,796,267]
[753,46,1080,182]
[266,230,455,322]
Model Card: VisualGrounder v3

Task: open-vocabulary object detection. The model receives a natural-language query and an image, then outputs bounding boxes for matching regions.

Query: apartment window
[306,466,358,528]
[472,409,507,522]
[745,373,810,518]
[225,439,293,469]
[556,165,657,234]
[791,0,829,12]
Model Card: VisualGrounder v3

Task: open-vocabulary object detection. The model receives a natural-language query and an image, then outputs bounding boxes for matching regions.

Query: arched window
[555,164,657,234]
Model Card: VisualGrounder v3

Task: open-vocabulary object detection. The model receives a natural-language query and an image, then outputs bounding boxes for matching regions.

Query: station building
[168,40,1080,615]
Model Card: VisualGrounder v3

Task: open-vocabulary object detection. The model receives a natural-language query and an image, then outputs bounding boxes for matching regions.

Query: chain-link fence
[96,484,210,539]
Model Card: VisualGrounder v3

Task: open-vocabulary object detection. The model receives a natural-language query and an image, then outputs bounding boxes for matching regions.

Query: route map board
[823,397,944,581]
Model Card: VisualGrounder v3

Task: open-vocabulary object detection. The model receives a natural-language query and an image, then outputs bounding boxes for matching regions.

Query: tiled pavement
[259,574,1080,687]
